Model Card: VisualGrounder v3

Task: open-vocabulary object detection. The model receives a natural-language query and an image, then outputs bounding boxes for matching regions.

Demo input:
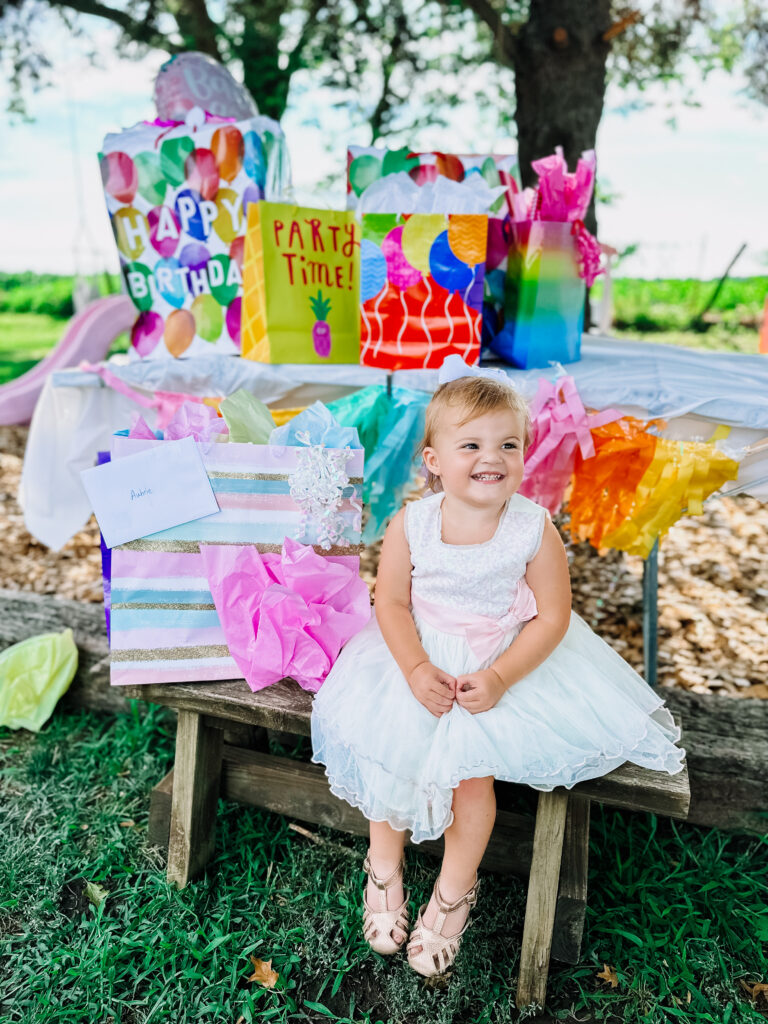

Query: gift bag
[100,112,290,359]
[490,220,585,369]
[347,146,520,216]
[241,202,361,363]
[360,212,488,369]
[108,435,365,686]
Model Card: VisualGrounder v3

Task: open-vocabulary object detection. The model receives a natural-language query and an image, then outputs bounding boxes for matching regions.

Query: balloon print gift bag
[360,213,488,370]
[241,202,361,364]
[100,111,290,360]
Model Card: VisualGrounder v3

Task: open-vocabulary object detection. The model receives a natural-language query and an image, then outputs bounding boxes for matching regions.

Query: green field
[0,275,765,386]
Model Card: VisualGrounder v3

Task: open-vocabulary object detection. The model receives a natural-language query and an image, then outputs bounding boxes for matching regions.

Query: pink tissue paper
[200,537,371,692]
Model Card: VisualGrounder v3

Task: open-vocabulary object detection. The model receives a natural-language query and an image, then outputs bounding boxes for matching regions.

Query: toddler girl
[311,366,684,977]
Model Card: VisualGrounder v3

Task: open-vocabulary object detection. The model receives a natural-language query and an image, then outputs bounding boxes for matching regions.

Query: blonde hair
[420,376,531,493]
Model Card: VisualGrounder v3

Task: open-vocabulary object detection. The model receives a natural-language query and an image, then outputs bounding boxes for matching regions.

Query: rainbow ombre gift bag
[491,220,585,368]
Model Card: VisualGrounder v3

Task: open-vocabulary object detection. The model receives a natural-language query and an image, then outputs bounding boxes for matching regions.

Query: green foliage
[1,705,767,1023]
[0,272,120,318]
[591,276,767,353]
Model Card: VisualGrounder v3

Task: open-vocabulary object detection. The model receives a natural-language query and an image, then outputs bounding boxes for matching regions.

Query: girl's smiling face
[422,406,526,507]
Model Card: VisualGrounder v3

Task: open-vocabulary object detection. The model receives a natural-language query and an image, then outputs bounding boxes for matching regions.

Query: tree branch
[47,0,173,51]
[284,0,328,78]
[452,0,519,67]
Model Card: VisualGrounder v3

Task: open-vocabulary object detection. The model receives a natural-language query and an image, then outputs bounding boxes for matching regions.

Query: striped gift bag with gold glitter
[107,436,364,685]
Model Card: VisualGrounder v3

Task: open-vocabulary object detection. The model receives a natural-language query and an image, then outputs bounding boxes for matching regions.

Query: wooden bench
[124,677,690,1011]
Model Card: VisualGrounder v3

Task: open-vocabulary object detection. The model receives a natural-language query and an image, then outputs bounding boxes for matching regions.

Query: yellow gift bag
[242,202,361,363]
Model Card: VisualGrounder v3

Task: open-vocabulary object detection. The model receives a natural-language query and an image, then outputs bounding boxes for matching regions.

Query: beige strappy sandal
[362,854,410,955]
[406,875,478,976]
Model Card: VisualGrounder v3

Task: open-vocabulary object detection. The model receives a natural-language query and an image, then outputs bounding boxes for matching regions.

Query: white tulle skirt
[310,610,685,844]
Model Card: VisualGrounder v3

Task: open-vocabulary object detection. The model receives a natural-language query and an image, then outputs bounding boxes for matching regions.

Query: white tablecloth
[19,336,768,550]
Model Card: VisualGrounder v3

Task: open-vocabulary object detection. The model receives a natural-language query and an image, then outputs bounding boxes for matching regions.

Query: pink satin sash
[411,578,538,662]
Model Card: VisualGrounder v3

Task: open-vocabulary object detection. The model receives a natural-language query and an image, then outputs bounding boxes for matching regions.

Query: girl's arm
[375,508,456,716]
[456,518,571,713]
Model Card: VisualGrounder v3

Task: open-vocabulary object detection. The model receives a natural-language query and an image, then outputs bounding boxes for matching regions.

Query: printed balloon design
[360,239,387,303]
[224,297,241,348]
[101,152,138,204]
[213,188,242,243]
[382,227,421,291]
[164,309,196,356]
[112,208,148,260]
[436,153,465,182]
[349,153,382,197]
[401,215,445,275]
[481,156,501,188]
[174,188,211,241]
[362,214,399,248]
[160,136,195,188]
[134,151,167,206]
[408,164,439,187]
[229,235,245,272]
[211,126,244,182]
[448,216,486,267]
[122,262,154,312]
[243,131,266,187]
[381,148,418,177]
[179,242,210,275]
[242,183,263,219]
[191,293,223,342]
[154,257,186,308]
[208,254,238,306]
[131,311,164,357]
[429,230,472,292]
[148,206,181,259]
[185,148,219,201]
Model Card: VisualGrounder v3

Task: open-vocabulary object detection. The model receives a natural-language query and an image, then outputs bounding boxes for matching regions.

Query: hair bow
[437,354,513,387]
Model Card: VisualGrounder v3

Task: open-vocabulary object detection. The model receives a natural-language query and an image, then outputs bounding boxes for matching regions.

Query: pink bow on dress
[411,578,538,662]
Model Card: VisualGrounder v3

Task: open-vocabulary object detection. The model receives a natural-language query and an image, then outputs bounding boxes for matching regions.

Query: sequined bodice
[404,492,547,618]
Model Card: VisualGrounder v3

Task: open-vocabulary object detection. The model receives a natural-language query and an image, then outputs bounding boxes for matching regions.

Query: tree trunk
[513,0,611,236]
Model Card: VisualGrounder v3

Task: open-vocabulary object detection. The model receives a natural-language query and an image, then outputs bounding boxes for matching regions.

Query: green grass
[1,705,766,1023]
[0,314,69,385]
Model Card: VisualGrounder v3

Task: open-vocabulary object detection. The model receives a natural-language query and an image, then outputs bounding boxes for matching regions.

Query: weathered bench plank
[2,590,762,830]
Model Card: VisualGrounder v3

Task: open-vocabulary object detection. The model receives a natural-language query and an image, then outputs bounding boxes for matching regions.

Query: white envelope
[81,436,220,548]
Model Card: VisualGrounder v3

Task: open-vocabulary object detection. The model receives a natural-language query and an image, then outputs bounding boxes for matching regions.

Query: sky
[1,17,766,280]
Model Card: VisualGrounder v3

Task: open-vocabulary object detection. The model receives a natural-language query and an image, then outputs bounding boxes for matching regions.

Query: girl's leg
[409,776,495,954]
[367,820,409,944]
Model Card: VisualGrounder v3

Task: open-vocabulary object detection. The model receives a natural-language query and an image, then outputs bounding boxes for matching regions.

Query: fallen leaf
[85,881,109,907]
[119,820,135,828]
[247,956,279,989]
[740,980,768,1007]
[596,964,619,988]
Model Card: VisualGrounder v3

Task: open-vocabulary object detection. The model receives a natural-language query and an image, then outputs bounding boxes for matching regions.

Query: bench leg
[516,788,569,1010]
[167,710,223,888]
[551,794,590,964]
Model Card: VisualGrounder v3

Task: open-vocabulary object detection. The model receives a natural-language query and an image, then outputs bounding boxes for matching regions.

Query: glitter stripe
[111,602,216,610]
[111,645,231,662]
[207,471,364,484]
[118,540,364,555]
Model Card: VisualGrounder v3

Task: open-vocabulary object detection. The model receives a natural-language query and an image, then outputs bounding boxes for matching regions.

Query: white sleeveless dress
[310,491,684,843]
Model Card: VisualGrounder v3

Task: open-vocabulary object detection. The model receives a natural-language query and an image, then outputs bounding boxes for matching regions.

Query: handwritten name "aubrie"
[130,488,152,500]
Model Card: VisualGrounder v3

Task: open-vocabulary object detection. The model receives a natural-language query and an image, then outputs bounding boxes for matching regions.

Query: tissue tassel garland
[566,418,740,558]
[519,376,620,515]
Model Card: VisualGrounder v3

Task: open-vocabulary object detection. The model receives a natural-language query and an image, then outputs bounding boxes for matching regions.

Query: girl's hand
[455,669,507,714]
[408,662,456,717]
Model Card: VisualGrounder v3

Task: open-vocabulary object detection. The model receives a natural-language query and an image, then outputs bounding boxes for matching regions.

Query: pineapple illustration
[309,290,332,358]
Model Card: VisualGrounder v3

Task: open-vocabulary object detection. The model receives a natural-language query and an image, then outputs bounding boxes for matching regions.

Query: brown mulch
[2,425,767,698]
